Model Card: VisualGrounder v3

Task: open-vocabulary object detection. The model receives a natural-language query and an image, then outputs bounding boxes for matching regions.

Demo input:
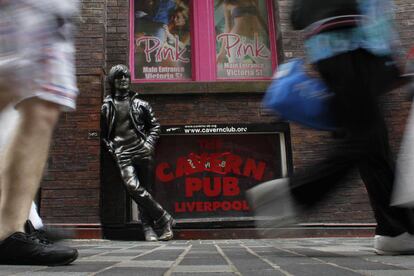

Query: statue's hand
[103,139,115,154]
[143,142,154,155]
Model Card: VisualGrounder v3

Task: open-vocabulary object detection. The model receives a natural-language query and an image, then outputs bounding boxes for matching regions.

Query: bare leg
[0,98,60,240]
[0,105,44,229]
[0,95,18,210]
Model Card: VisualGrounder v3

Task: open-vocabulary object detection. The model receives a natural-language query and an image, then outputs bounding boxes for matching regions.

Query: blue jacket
[304,0,398,63]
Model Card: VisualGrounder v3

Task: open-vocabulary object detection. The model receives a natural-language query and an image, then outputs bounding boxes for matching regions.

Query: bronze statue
[101,64,174,241]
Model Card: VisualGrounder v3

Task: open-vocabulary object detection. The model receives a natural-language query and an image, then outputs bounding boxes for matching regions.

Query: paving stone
[365,255,414,269]
[246,270,287,276]
[199,241,216,244]
[160,246,192,250]
[179,257,227,266]
[0,266,44,276]
[356,270,414,276]
[115,248,152,253]
[315,246,372,252]
[94,247,127,250]
[186,252,221,257]
[78,249,105,258]
[33,261,117,273]
[282,263,362,276]
[96,267,167,276]
[100,251,146,257]
[81,256,135,262]
[258,254,322,266]
[172,273,236,276]
[220,250,275,272]
[133,249,184,261]
[170,241,190,245]
[187,245,216,249]
[71,247,97,250]
[184,250,219,254]
[230,258,273,271]
[116,260,174,268]
[173,265,233,273]
[319,256,406,270]
[15,273,90,276]
[124,245,162,250]
[289,247,345,257]
[218,245,243,249]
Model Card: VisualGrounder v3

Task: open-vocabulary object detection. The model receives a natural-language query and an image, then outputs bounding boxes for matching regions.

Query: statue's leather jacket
[101,91,160,149]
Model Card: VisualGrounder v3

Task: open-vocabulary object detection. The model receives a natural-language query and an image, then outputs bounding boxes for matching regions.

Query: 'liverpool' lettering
[175,200,250,212]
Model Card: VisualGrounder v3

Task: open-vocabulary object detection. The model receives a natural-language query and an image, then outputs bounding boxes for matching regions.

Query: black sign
[153,123,291,221]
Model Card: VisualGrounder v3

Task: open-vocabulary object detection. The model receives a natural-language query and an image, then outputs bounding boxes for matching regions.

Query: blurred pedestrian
[0,0,79,265]
[247,0,414,255]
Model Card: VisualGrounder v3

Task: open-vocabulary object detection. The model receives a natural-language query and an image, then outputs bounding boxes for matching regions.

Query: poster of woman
[133,0,192,80]
[215,0,273,79]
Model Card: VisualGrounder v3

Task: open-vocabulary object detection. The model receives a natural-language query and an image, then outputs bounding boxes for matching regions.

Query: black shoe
[36,226,76,242]
[143,226,158,242]
[158,216,175,241]
[0,220,78,266]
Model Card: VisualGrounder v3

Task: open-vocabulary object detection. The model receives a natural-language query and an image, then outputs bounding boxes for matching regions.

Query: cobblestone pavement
[1,238,414,275]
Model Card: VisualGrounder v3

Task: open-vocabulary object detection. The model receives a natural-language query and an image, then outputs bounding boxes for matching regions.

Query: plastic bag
[263,59,337,131]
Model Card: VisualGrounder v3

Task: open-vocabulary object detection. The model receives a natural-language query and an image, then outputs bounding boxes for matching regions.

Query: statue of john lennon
[101,64,174,241]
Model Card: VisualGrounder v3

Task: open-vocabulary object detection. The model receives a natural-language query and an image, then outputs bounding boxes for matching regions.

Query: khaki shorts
[0,0,78,111]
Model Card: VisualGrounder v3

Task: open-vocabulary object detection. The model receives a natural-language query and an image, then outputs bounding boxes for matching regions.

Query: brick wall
[41,0,414,226]
[40,0,106,223]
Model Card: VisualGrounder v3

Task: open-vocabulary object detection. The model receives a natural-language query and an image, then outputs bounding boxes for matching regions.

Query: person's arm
[217,4,233,64]
[163,25,186,49]
[164,24,175,43]
[251,0,269,35]
[223,3,233,33]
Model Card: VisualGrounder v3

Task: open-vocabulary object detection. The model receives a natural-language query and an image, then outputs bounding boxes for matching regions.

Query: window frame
[129,0,279,90]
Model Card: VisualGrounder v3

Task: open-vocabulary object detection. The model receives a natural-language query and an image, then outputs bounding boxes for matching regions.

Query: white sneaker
[374,232,414,255]
[246,178,300,229]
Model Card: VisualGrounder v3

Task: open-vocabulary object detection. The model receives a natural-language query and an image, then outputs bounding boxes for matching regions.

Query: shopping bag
[263,59,337,131]
[290,0,359,30]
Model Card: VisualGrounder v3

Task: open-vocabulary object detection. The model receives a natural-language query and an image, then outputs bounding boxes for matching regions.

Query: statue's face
[114,74,130,92]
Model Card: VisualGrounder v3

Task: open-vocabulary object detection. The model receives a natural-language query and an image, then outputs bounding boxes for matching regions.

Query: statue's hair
[107,64,131,93]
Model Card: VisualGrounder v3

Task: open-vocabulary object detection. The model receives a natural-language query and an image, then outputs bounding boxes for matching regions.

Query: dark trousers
[290,49,414,236]
[135,157,157,228]
[118,156,167,226]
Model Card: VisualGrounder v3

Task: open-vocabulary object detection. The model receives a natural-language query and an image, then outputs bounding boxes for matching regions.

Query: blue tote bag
[263,59,337,131]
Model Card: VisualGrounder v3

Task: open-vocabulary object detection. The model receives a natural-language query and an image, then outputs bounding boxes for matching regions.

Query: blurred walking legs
[0,0,79,265]
[0,98,60,239]
[248,49,414,255]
